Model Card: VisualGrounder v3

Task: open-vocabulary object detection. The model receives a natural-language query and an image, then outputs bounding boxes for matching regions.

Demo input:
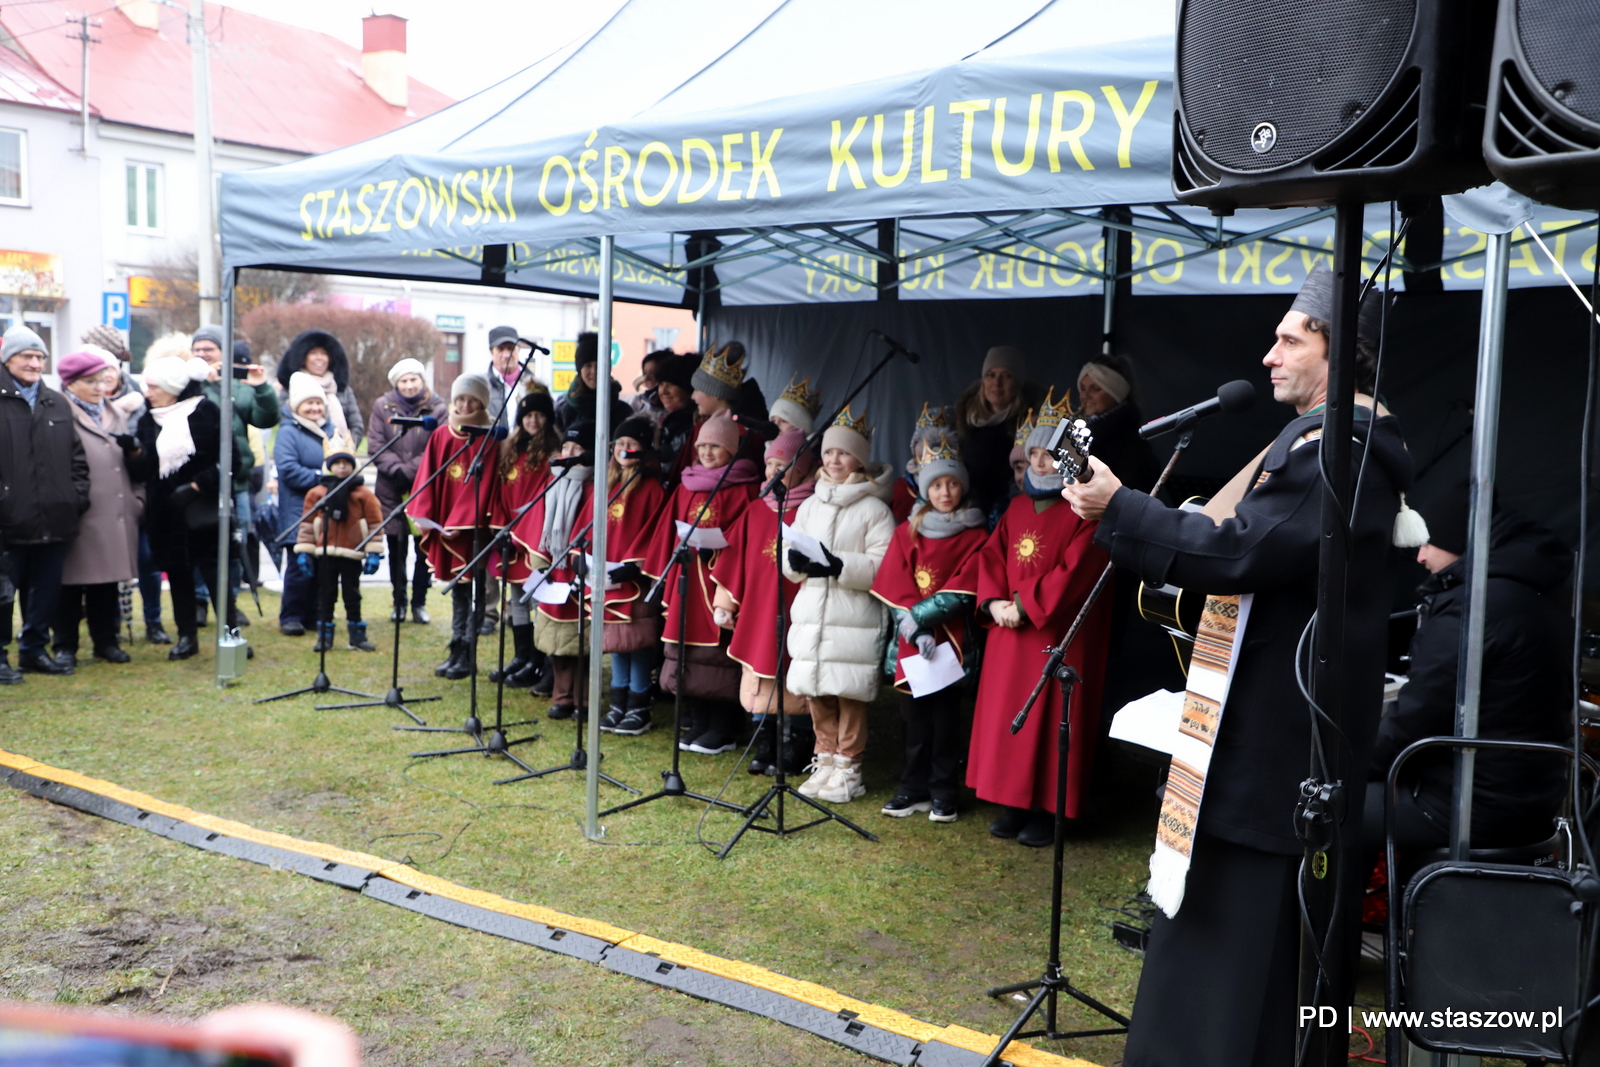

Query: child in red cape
[526,422,596,720]
[710,428,818,776]
[870,434,987,824]
[644,411,760,754]
[489,389,558,690]
[592,415,669,736]
[406,373,502,680]
[969,389,1112,848]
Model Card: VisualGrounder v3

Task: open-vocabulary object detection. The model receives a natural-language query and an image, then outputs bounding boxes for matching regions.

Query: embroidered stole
[1147,591,1253,918]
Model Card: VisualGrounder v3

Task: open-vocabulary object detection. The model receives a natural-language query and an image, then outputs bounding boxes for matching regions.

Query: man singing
[1061,264,1416,1065]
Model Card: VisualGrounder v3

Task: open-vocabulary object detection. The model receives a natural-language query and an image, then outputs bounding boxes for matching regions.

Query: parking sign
[102,292,130,331]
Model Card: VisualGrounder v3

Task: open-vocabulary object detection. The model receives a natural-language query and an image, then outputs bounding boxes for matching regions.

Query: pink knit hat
[695,411,740,454]
[57,347,116,387]
[765,428,817,480]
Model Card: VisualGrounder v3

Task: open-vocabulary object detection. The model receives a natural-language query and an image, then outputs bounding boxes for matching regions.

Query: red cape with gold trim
[405,425,503,582]
[711,499,802,678]
[587,474,668,624]
[644,480,756,646]
[869,519,987,693]
[493,451,554,583]
[967,494,1111,818]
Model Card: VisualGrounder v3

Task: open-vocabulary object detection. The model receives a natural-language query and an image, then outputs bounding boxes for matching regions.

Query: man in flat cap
[1061,264,1414,1066]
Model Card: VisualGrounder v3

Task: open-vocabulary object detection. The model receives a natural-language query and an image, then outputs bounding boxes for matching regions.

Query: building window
[0,128,25,205]
[126,162,162,232]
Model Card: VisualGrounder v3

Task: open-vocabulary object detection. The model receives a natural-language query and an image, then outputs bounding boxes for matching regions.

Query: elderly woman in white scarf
[132,354,242,660]
[952,345,1047,521]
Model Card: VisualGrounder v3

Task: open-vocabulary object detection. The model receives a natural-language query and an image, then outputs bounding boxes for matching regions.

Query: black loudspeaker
[1173,0,1497,211]
[1403,861,1581,1060]
[1484,0,1600,209]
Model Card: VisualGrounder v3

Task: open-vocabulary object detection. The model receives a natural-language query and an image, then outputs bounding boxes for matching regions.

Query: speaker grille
[1494,60,1600,158]
[1177,0,1418,171]
[1515,0,1600,125]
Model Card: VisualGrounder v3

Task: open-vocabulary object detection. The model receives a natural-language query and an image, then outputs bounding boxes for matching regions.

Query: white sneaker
[797,753,837,798]
[816,756,865,804]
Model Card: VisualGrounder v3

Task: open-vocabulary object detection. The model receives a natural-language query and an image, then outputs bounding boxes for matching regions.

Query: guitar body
[1135,496,1210,639]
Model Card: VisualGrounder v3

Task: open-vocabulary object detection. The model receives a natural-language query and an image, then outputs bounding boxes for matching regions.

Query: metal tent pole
[1450,231,1511,860]
[214,267,235,687]
[586,235,615,841]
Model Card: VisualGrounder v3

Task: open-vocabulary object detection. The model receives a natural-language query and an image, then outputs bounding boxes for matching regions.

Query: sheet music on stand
[780,523,830,567]
[673,521,728,551]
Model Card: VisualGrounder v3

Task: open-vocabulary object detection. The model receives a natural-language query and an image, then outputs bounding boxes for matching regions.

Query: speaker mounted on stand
[1484,0,1600,209]
[1173,0,1497,211]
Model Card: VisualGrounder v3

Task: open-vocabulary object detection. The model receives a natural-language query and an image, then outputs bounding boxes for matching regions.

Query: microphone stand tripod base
[317,685,439,726]
[599,766,749,816]
[715,778,876,859]
[494,713,639,790]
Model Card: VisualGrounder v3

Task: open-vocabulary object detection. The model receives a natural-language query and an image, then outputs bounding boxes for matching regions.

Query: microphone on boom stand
[1138,380,1257,440]
[387,415,439,430]
[869,328,921,363]
[732,413,781,442]
[458,423,510,440]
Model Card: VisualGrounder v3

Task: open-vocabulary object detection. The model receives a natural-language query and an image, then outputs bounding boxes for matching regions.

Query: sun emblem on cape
[694,503,719,527]
[609,500,626,520]
[1014,530,1044,564]
[763,536,779,563]
[448,462,465,481]
[914,564,938,592]
[504,465,520,482]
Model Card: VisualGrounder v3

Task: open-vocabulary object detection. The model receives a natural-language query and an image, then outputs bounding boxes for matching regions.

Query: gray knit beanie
[1,324,47,364]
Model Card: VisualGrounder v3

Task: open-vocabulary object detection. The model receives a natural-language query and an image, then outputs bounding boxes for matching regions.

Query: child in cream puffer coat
[783,406,896,804]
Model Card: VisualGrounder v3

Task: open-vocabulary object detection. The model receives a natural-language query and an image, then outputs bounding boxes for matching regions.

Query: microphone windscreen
[1217,379,1257,414]
[491,424,509,441]
[422,415,438,432]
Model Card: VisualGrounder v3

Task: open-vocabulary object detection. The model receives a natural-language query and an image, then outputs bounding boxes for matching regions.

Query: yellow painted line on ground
[1,748,1103,1067]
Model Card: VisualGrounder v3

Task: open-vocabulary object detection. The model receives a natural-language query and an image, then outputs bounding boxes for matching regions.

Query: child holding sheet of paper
[528,422,595,720]
[643,411,760,754]
[783,406,896,806]
[869,434,987,823]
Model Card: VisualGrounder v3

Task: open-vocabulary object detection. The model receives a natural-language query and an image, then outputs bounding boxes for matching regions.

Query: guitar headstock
[1046,418,1094,483]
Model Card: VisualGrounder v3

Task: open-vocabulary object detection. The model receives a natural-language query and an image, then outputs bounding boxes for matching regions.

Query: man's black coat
[1097,406,1413,854]
[0,362,89,546]
[1370,513,1573,844]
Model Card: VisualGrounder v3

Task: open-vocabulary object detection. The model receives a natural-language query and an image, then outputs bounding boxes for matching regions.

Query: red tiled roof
[0,40,86,113]
[0,2,452,155]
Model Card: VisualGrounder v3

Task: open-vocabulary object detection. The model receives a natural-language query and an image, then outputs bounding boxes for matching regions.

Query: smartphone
[230,364,251,380]
[0,1003,290,1066]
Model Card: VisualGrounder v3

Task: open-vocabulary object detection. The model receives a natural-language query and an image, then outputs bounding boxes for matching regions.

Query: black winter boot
[313,621,335,653]
[601,687,628,732]
[491,623,534,684]
[747,716,775,775]
[348,621,377,652]
[436,588,473,677]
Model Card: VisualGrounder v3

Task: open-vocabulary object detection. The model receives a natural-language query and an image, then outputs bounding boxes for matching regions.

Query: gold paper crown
[1013,408,1036,447]
[779,374,823,416]
[915,402,949,430]
[696,342,746,391]
[322,429,357,463]
[925,433,960,462]
[831,403,872,439]
[1034,387,1073,431]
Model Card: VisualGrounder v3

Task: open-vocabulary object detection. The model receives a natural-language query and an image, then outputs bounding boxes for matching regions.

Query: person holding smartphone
[192,327,279,629]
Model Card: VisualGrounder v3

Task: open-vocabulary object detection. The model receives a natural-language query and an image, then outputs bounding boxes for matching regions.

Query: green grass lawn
[1,587,1168,1066]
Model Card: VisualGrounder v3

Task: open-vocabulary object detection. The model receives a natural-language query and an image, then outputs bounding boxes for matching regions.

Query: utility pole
[189,0,217,326]
[65,14,99,153]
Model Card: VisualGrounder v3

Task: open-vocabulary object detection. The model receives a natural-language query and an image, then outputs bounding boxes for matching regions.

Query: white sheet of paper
[780,523,830,567]
[1108,689,1185,756]
[409,515,444,533]
[531,580,573,605]
[899,642,965,698]
[674,520,729,551]
[582,554,627,591]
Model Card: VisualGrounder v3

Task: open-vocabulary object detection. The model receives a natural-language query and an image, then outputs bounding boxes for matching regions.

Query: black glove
[609,562,643,585]
[788,546,843,579]
[168,483,198,509]
[697,547,716,565]
[113,433,141,456]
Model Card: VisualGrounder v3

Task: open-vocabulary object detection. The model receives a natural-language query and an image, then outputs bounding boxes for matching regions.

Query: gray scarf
[1024,468,1064,497]
[538,463,594,560]
[913,502,986,539]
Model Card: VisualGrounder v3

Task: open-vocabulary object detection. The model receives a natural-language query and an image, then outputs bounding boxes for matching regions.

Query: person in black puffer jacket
[1366,492,1574,852]
[133,354,243,661]
[0,325,90,679]
[274,329,364,445]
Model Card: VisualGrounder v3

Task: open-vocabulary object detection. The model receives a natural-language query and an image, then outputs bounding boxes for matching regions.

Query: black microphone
[552,451,594,468]
[1138,380,1257,440]
[733,413,781,442]
[459,423,510,439]
[618,449,644,460]
[869,328,921,364]
[388,415,438,430]
[518,337,552,355]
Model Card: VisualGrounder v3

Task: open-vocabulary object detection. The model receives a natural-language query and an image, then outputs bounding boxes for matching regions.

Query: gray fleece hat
[1,324,47,364]
[1291,263,1386,347]
[191,325,226,351]
[915,434,969,497]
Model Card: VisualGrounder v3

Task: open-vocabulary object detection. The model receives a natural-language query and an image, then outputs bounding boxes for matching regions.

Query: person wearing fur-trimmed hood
[274,328,364,444]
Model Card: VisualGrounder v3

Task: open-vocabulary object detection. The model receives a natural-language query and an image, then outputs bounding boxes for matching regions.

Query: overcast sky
[219,0,623,101]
